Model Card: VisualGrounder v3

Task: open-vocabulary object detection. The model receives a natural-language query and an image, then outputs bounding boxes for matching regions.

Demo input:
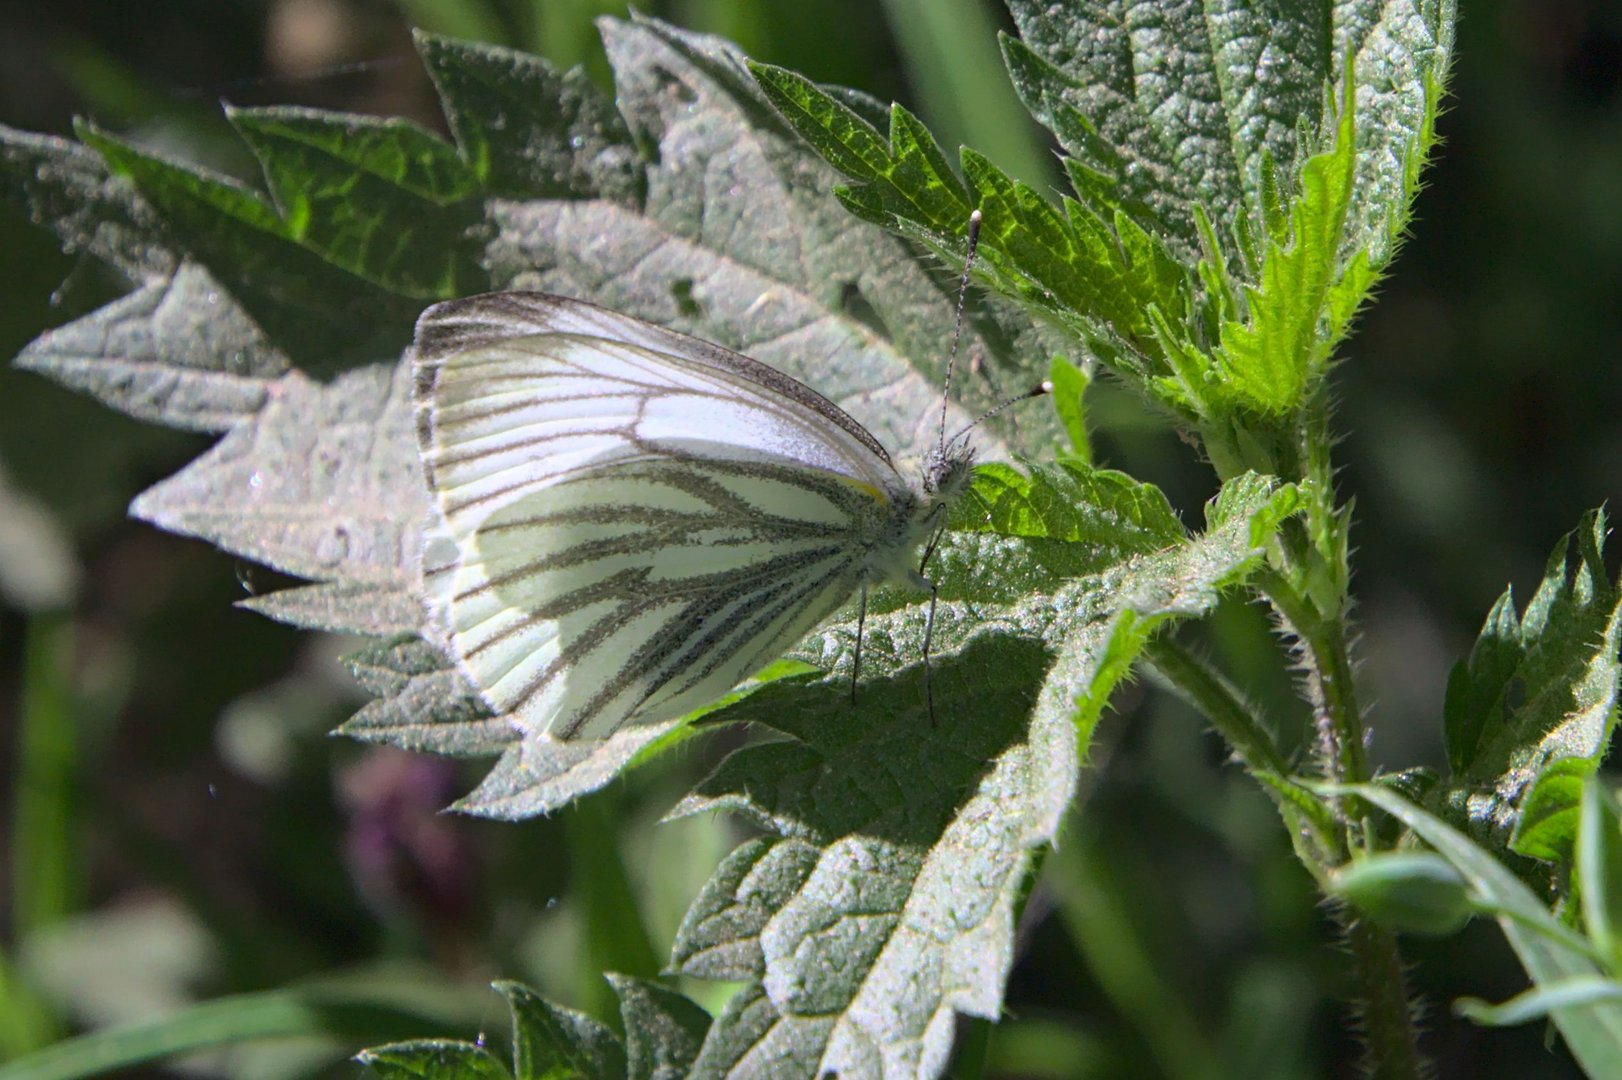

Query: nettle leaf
[359,979,639,1080]
[1210,84,1357,415]
[227,106,487,299]
[128,361,424,621]
[609,975,712,1080]
[14,261,290,433]
[750,59,1193,408]
[1439,511,1622,850]
[8,13,1072,816]
[0,124,177,280]
[1001,0,1453,262]
[761,3,1452,441]
[75,122,419,370]
[1351,784,1622,1077]
[666,472,1295,1078]
[482,16,1045,463]
[416,31,643,202]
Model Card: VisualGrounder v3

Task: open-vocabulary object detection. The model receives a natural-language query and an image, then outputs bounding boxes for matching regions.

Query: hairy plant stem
[1344,916,1429,1080]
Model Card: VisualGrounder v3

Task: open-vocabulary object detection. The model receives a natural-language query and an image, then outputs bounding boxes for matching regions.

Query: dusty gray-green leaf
[128,362,423,605]
[479,15,1047,464]
[609,975,711,1080]
[0,122,176,281]
[238,581,421,637]
[670,475,1293,1078]
[1002,0,1454,262]
[338,638,516,759]
[14,261,289,433]
[675,635,1059,1080]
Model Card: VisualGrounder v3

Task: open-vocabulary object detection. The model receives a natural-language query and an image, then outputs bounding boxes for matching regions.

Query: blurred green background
[1,1,1617,1077]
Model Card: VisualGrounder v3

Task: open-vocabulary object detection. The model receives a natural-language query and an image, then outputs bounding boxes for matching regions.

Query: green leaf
[609,976,710,1080]
[1001,0,1454,262]
[1455,977,1622,1028]
[14,262,289,433]
[1346,783,1622,1076]
[1211,81,1358,414]
[360,1041,513,1080]
[0,123,177,281]
[77,122,418,370]
[672,635,1061,1078]
[416,31,642,203]
[1439,511,1622,847]
[1512,757,1593,865]
[499,981,626,1080]
[1580,777,1622,974]
[228,107,486,298]
[1046,355,1090,461]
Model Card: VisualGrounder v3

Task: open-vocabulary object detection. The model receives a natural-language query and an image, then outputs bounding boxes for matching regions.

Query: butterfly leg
[922,578,939,726]
[851,585,868,705]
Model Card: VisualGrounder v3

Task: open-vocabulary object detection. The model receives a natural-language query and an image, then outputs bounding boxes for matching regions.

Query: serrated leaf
[1439,511,1622,847]
[1212,82,1358,414]
[129,361,424,590]
[1002,0,1454,263]
[417,31,641,202]
[0,122,176,281]
[1512,758,1593,865]
[674,635,1060,1080]
[955,458,1183,563]
[240,581,422,637]
[1349,783,1622,1076]
[338,638,516,759]
[77,122,418,369]
[609,976,710,1080]
[14,261,289,433]
[669,473,1293,1078]
[455,724,682,821]
[358,1039,512,1080]
[499,981,626,1080]
[229,106,486,298]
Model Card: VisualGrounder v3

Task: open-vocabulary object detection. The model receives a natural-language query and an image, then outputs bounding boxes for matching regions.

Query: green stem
[1343,916,1427,1080]
[1143,636,1289,776]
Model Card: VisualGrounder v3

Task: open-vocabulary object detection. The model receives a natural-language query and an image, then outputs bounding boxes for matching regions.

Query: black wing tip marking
[413,291,567,363]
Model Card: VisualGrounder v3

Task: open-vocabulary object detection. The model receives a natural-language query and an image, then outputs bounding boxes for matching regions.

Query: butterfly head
[922,433,976,502]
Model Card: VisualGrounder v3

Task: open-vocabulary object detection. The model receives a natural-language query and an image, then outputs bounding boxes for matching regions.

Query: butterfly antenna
[948,379,1054,446]
[938,210,983,457]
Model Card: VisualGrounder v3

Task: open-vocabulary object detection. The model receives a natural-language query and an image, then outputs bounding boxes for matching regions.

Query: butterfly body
[414,291,971,740]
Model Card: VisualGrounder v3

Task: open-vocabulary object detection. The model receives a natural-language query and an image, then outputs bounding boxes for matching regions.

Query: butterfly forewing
[414,292,916,740]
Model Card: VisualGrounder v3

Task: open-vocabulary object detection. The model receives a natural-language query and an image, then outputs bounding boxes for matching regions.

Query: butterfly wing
[414,291,911,740]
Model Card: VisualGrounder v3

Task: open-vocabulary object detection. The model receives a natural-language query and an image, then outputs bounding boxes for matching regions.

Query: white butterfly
[414,289,978,741]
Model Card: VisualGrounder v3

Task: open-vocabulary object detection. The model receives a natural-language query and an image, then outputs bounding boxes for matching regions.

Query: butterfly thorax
[856,439,975,591]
